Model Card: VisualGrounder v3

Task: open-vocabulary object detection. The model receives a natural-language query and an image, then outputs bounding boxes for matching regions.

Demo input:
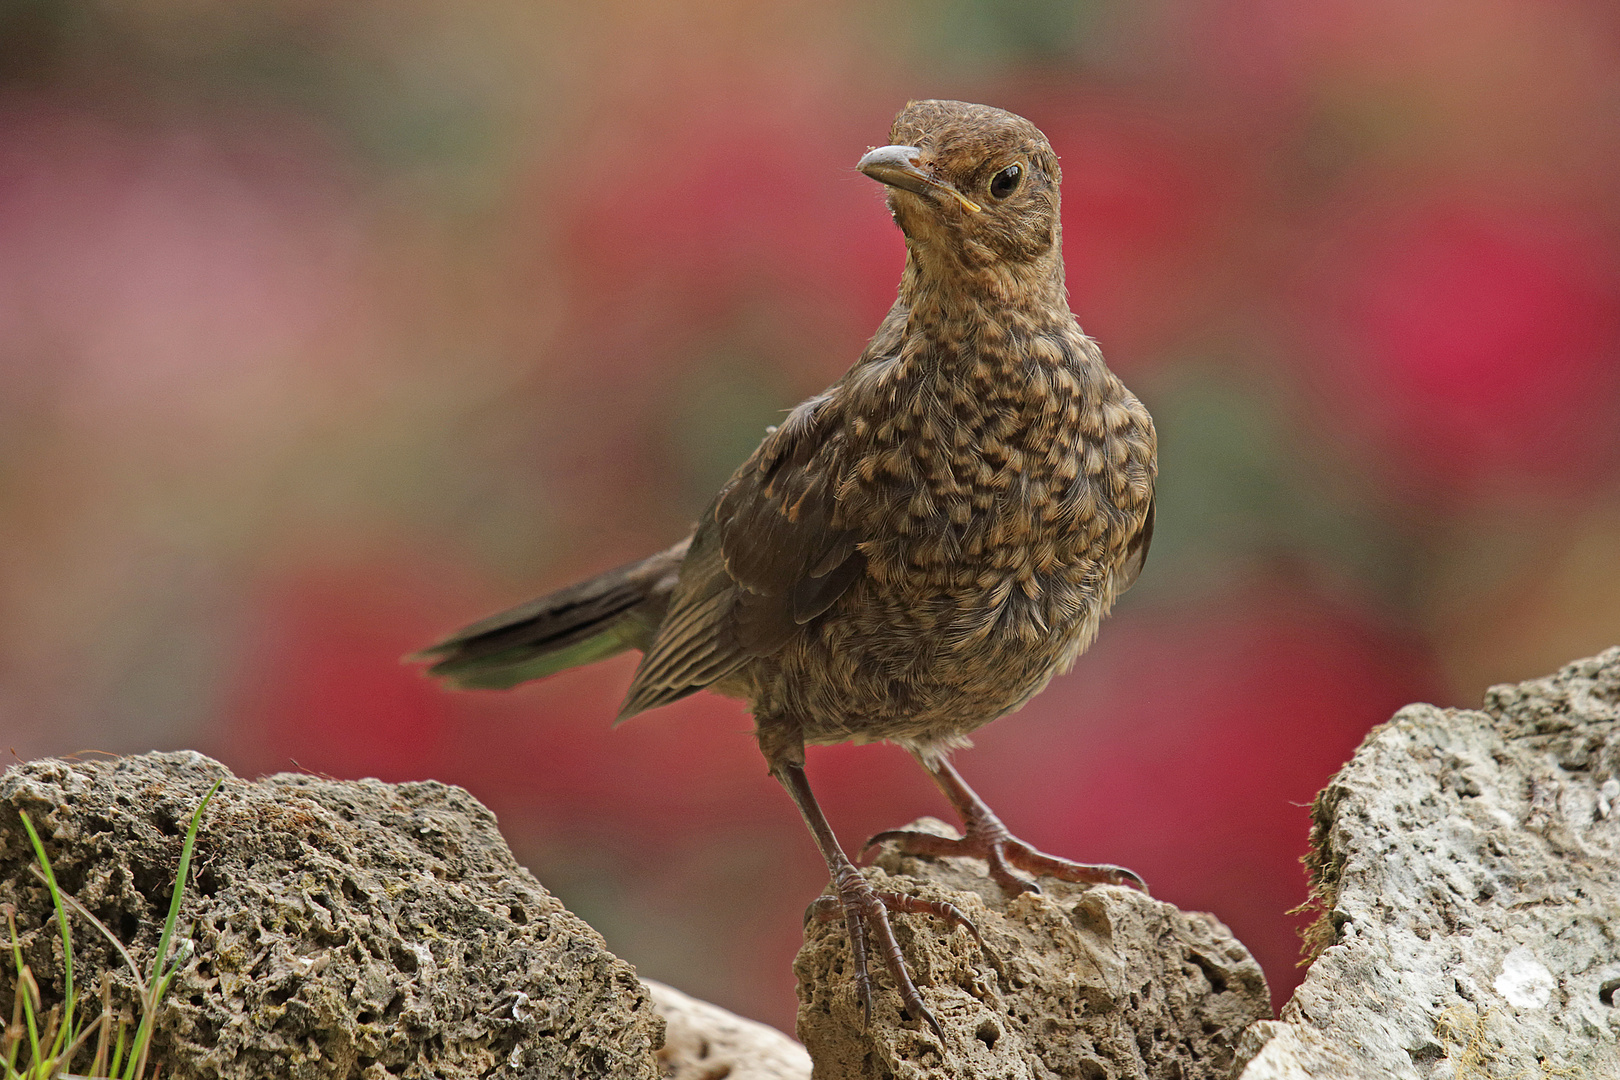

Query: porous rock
[1235,647,1620,1078]
[0,751,663,1079]
[795,818,1271,1079]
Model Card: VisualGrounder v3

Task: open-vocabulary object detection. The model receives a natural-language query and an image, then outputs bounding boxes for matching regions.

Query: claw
[776,761,954,1044]
[879,890,983,948]
[808,876,972,1044]
[860,828,924,862]
[884,755,1151,897]
[869,826,1148,896]
[918,1000,946,1043]
[842,889,875,1025]
[805,895,842,926]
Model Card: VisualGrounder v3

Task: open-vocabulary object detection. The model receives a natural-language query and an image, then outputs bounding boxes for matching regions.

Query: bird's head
[859,100,1064,296]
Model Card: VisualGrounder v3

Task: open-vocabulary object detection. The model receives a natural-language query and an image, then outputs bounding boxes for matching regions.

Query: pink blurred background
[4,0,1619,1033]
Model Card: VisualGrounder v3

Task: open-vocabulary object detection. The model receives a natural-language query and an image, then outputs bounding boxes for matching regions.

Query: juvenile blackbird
[415,99,1157,1039]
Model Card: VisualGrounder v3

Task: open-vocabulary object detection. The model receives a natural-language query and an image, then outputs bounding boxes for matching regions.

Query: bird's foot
[863,824,1147,897]
[804,875,980,1042]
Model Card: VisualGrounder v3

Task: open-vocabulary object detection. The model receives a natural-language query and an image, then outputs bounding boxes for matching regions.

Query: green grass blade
[108,1011,129,1079]
[17,813,76,1065]
[144,782,220,994]
[124,780,221,1080]
[5,907,41,1077]
[15,968,40,1078]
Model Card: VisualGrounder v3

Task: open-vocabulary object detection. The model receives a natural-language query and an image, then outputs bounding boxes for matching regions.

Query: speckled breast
[753,327,1155,746]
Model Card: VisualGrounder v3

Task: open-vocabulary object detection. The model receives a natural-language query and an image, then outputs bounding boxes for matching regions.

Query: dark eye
[989,163,1022,200]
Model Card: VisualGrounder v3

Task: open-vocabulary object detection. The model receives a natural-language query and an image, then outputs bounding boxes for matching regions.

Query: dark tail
[411,539,688,690]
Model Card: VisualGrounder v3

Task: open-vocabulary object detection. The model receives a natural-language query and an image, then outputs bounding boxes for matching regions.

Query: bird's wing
[1115,493,1155,594]
[616,391,864,720]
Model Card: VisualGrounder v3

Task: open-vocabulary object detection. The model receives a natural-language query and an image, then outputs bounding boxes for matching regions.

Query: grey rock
[0,751,663,1079]
[795,817,1271,1079]
[1236,647,1620,1079]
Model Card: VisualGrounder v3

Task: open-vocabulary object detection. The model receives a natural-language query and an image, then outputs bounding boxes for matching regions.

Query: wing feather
[617,388,868,720]
[1115,494,1155,594]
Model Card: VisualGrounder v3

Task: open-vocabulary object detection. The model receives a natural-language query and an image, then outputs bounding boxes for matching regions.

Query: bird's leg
[864,753,1147,897]
[773,756,977,1042]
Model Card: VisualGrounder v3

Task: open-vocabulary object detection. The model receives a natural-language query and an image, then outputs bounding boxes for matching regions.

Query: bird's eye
[989,163,1022,200]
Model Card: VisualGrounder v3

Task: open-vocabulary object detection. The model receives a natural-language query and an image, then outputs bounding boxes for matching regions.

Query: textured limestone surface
[795,818,1271,1080]
[1235,648,1620,1079]
[0,751,663,1080]
[647,978,812,1079]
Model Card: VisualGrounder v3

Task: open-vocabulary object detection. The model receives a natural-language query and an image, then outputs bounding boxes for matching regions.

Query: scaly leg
[864,753,1147,896]
[773,757,978,1041]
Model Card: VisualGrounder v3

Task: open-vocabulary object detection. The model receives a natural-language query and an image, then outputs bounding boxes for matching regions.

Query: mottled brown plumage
[415,100,1157,1040]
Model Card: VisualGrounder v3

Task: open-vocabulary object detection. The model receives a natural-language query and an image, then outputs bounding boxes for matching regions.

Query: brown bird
[415,99,1157,1039]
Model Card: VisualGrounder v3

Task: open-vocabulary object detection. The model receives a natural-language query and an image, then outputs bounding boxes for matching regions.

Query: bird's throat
[898,246,1068,330]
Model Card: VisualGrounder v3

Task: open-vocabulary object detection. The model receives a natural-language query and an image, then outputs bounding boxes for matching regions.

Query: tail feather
[412,540,687,690]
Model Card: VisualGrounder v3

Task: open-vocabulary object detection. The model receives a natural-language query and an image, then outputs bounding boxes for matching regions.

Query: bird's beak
[857,145,982,214]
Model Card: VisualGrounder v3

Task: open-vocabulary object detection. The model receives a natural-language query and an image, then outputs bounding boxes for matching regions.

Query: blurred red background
[3,0,1619,1033]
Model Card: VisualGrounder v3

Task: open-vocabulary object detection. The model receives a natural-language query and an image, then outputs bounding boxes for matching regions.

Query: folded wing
[617,392,865,720]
